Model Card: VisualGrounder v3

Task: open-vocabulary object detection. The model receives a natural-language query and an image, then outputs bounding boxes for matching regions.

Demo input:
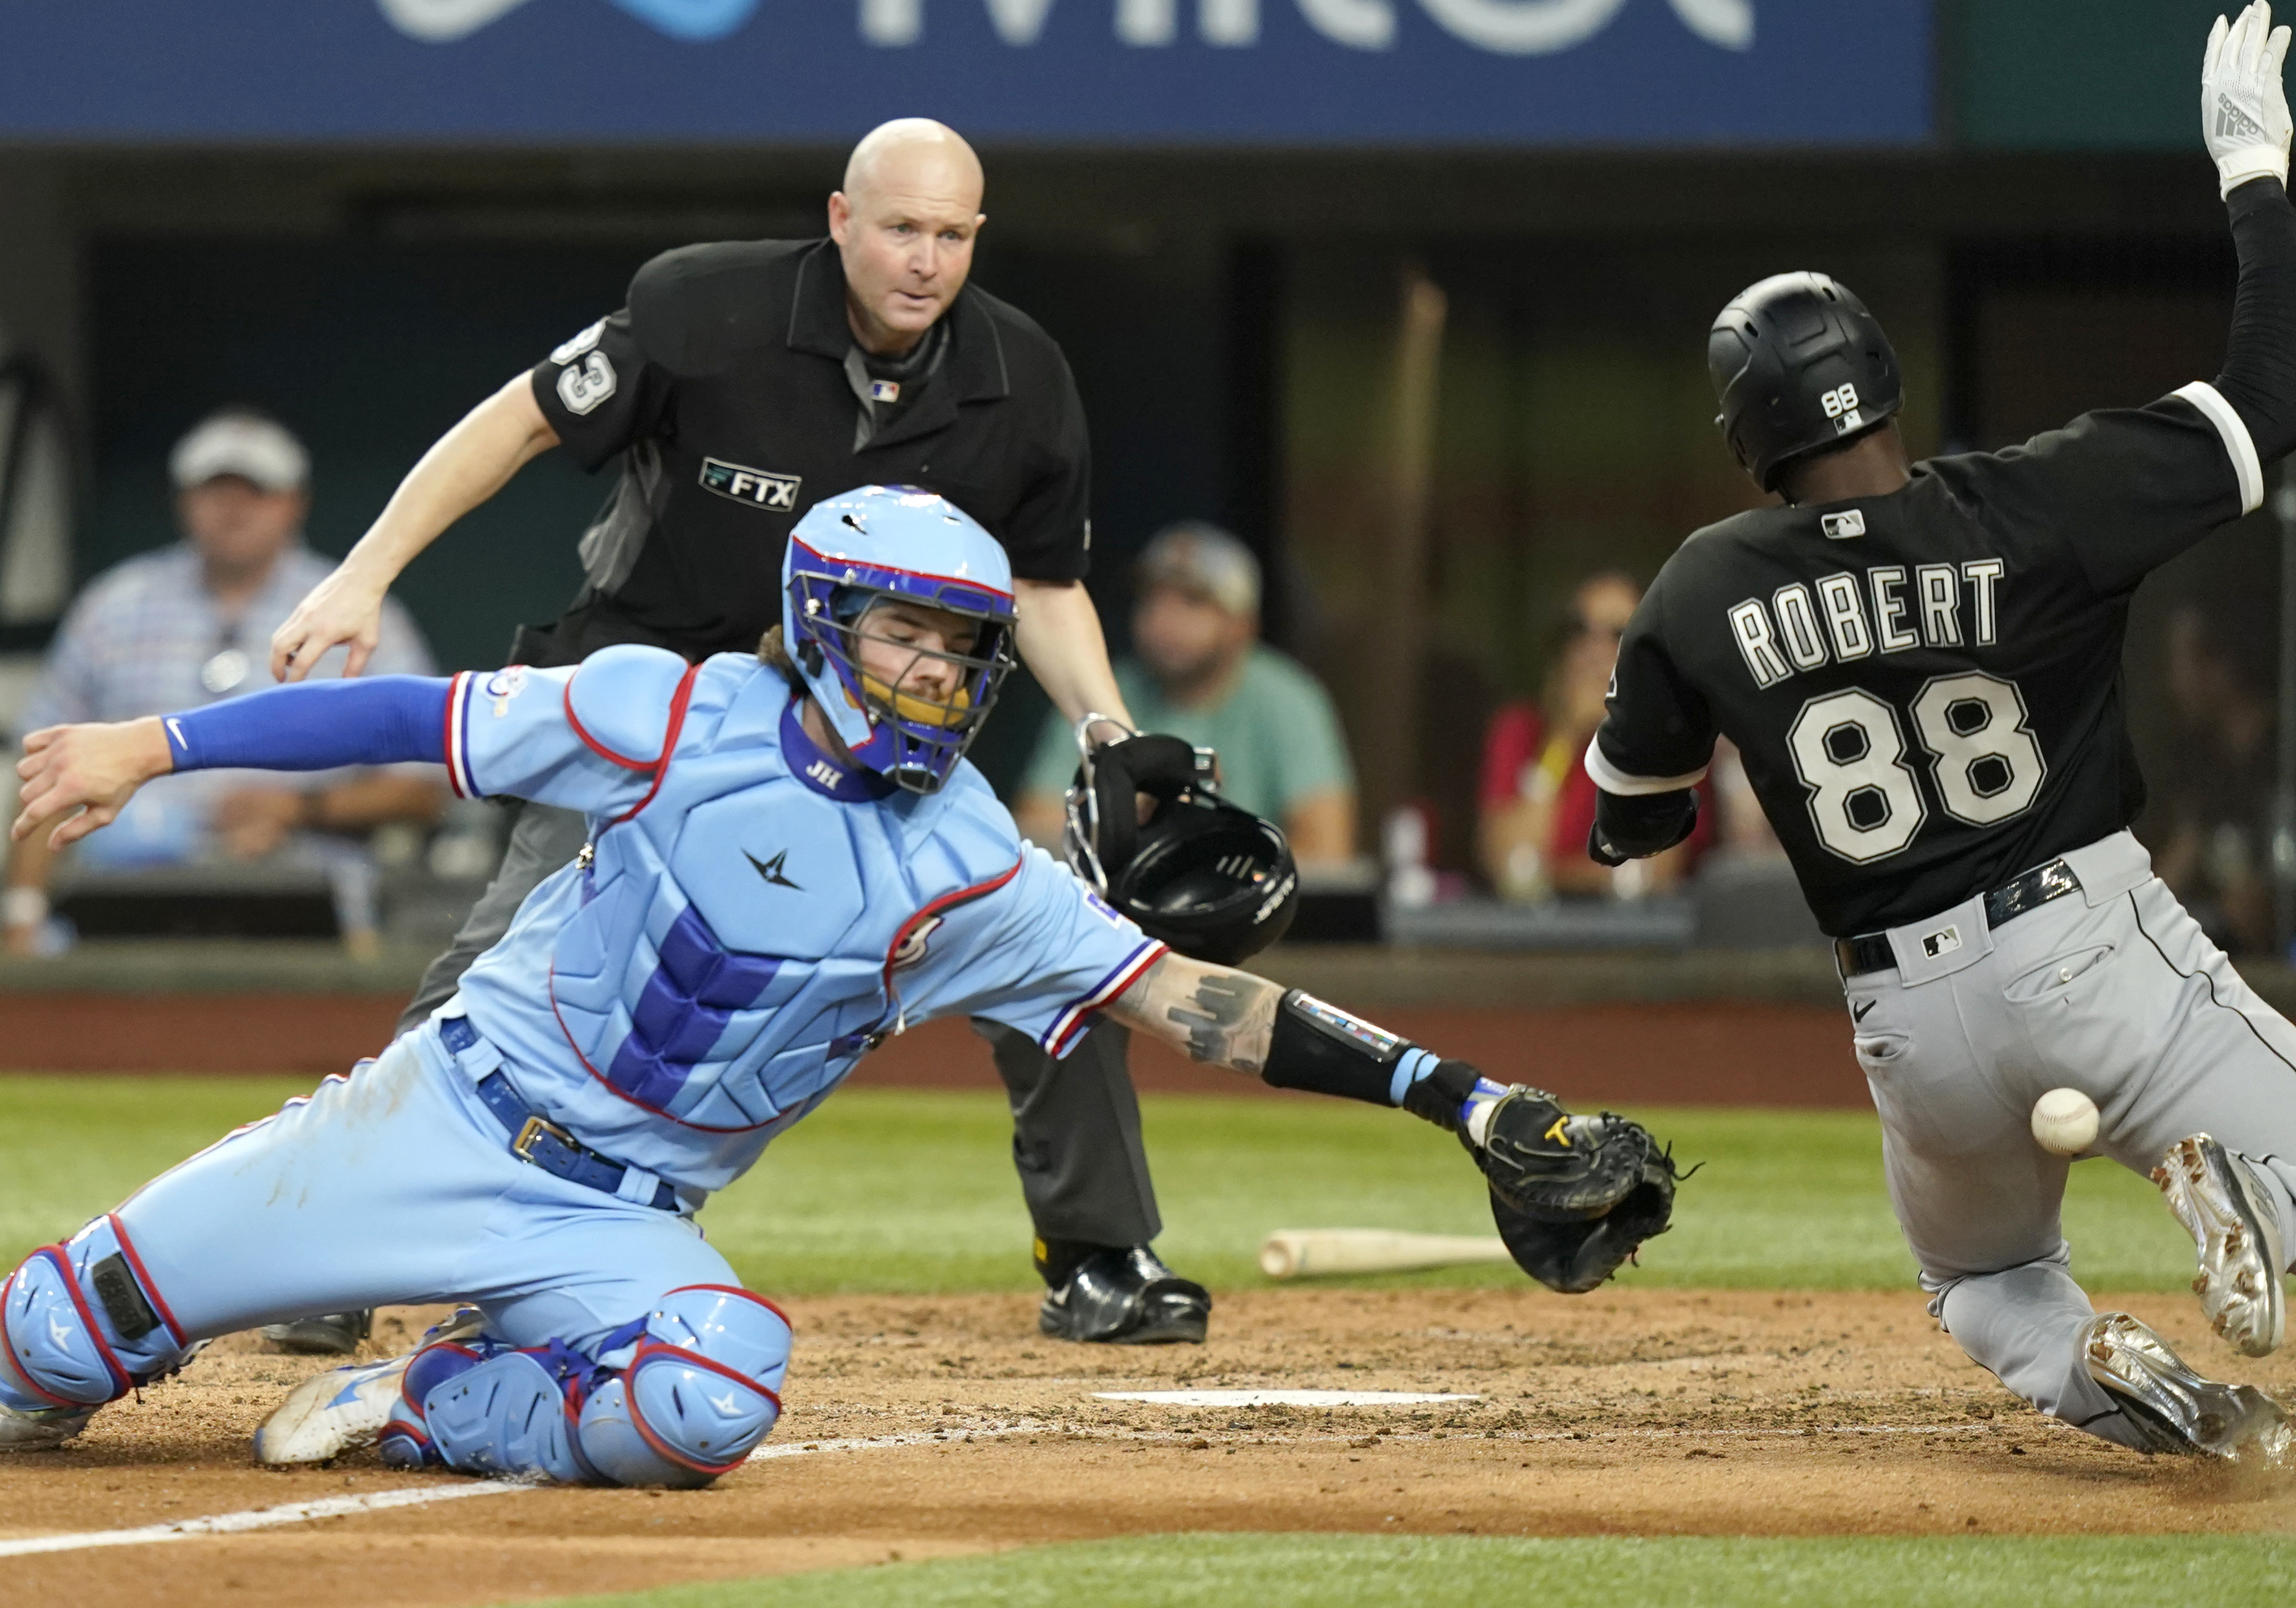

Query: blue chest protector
[443,649,1162,1195]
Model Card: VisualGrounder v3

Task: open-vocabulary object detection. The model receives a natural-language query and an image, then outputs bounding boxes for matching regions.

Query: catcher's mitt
[1467,1087,1683,1294]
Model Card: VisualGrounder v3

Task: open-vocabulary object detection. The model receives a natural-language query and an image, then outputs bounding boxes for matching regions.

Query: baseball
[2031,1088,2099,1156]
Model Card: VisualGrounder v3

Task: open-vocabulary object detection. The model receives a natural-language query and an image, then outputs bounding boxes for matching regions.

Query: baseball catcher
[0,487,1677,1483]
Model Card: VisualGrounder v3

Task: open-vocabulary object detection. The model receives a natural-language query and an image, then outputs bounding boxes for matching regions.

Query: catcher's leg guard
[380,1286,789,1487]
[575,1286,789,1487]
[0,1217,188,1415]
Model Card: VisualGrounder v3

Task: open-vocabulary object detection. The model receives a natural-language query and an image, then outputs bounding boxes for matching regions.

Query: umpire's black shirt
[523,237,1092,666]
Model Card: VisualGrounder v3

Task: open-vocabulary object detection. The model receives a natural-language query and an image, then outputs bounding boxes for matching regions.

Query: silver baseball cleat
[2081,1311,2294,1461]
[2154,1133,2286,1357]
[0,1400,92,1452]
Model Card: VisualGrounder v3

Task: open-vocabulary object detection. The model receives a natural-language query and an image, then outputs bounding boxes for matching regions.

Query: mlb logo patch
[1822,510,1866,540]
[699,458,802,511]
[867,380,901,404]
[1083,890,1125,928]
[1921,924,1962,960]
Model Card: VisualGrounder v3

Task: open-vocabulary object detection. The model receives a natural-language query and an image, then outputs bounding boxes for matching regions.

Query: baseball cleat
[253,1306,483,1465]
[253,1353,411,1466]
[261,1309,373,1356]
[0,1401,92,1452]
[2080,1311,2294,1461]
[2153,1134,2286,1358]
[1039,1246,1211,1345]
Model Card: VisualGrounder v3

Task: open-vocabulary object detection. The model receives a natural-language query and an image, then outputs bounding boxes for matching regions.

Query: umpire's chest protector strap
[1263,990,1441,1107]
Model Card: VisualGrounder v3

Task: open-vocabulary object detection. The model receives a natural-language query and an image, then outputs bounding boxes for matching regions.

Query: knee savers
[381,1286,790,1488]
[0,1217,185,1413]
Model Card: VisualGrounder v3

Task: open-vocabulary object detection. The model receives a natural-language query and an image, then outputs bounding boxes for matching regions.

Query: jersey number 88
[1786,672,2046,863]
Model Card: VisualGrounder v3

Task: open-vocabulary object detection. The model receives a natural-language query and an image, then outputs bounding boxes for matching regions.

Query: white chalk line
[0,1478,530,1558]
[0,1417,2001,1558]
[0,1424,1048,1558]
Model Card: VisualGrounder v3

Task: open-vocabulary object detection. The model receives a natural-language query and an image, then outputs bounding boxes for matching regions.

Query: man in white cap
[6,408,447,1355]
[5,407,443,955]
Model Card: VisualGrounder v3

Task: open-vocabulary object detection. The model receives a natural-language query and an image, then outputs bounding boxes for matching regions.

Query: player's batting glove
[1404,1069,1684,1294]
[2204,1,2293,198]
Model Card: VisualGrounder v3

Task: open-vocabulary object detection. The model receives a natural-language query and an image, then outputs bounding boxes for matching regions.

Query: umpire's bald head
[830,119,986,358]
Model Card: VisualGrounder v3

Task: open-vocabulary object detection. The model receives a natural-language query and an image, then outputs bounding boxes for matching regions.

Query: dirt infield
[9,1287,2294,1607]
[0,997,1868,1107]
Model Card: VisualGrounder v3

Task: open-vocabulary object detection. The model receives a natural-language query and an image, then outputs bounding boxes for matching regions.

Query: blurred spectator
[2151,599,2276,954]
[1477,571,1711,899]
[4,409,446,956]
[1016,521,1356,864]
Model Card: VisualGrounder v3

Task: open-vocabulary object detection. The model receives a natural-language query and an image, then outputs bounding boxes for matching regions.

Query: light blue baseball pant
[97,1026,736,1360]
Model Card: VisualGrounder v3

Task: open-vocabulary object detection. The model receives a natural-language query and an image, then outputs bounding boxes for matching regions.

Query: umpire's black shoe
[1039,1246,1211,1345]
[261,1310,372,1356]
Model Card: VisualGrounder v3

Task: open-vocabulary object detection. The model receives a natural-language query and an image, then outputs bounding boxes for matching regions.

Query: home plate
[1094,1390,1479,1407]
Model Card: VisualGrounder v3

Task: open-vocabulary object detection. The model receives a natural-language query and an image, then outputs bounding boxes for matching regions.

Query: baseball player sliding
[0,488,1678,1483]
[1590,5,2296,1459]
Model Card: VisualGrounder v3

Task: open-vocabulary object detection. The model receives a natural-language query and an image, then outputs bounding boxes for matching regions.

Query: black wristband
[1263,990,1422,1106]
[1400,1059,1485,1135]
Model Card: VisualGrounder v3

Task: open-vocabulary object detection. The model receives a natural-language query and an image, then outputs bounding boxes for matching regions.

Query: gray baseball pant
[1844,829,2296,1449]
[398,799,1163,1249]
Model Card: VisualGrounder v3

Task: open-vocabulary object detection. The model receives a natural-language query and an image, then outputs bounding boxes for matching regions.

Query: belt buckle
[511,1113,574,1164]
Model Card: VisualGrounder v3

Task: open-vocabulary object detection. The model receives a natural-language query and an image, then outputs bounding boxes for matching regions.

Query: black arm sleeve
[2215,177,2296,465]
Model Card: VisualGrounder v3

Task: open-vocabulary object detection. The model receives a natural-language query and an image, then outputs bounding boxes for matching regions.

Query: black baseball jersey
[525,237,1092,666]
[1591,385,2265,937]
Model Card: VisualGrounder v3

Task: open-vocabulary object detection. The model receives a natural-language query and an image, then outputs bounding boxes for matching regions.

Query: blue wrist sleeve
[162,676,451,773]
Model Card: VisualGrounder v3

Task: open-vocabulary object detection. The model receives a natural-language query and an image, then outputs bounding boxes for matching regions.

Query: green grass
[0,1077,2197,1295]
[526,1533,2296,1608]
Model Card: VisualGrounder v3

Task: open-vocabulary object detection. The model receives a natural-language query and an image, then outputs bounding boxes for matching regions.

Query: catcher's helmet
[782,485,1016,794]
[1708,272,1902,493]
[1062,721,1300,966]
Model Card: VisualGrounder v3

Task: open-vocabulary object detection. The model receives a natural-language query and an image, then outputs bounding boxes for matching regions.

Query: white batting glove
[2205,2,2294,198]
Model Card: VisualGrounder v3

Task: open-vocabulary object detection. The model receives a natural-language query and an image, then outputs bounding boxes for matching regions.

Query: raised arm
[13,678,452,850]
[269,375,558,683]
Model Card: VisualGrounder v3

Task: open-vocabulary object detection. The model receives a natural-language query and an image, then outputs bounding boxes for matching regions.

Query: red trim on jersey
[1045,939,1168,1057]
[442,672,470,799]
[609,663,703,826]
[878,857,1025,1000]
[562,673,663,771]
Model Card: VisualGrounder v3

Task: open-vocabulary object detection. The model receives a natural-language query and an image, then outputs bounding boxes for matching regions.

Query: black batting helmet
[1708,272,1902,492]
[1105,792,1299,965]
[1062,728,1299,966]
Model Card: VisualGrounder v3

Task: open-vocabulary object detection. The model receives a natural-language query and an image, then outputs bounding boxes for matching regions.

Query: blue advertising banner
[0,1,1930,146]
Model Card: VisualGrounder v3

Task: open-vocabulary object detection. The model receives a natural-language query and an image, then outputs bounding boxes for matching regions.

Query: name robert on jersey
[1727,558,2006,689]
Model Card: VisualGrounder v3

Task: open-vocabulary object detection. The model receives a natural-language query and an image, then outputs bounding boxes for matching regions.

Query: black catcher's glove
[1470,1085,1682,1294]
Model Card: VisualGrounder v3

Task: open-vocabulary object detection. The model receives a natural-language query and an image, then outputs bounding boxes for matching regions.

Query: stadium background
[7,4,2296,1605]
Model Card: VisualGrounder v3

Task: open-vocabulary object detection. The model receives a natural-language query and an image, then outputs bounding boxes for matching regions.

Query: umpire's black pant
[397,800,1163,1250]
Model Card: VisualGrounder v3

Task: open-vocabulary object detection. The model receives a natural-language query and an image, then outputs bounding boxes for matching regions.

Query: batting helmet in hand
[1062,720,1300,966]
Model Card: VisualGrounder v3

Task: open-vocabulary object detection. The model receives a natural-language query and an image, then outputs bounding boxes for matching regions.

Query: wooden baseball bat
[1258,1228,1512,1280]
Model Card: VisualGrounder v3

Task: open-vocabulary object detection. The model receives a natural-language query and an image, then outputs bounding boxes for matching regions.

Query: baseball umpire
[1587,3,2296,1460]
[0,487,1680,1476]
[266,120,1213,1346]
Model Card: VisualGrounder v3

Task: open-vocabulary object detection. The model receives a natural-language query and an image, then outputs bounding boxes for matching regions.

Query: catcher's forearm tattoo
[1118,956,1280,1074]
[1167,969,1279,1070]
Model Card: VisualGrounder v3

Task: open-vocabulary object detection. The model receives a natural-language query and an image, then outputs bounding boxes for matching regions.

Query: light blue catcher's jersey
[435,648,1165,1196]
